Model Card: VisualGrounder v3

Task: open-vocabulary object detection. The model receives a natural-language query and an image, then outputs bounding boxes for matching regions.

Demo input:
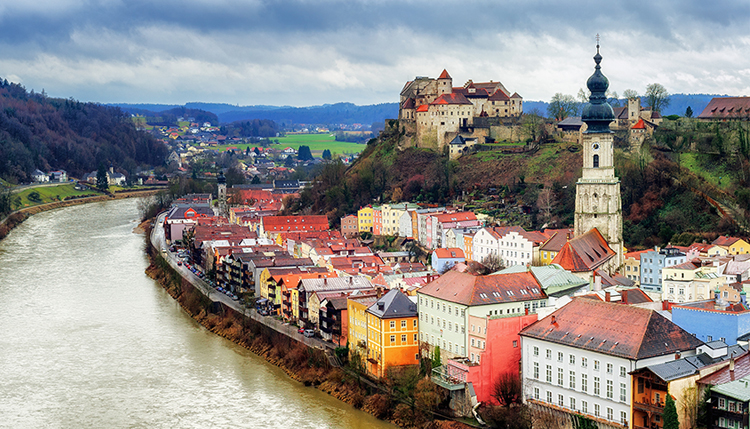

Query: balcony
[633,400,664,415]
[431,365,467,391]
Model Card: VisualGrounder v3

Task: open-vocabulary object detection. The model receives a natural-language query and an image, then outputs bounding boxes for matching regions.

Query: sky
[1,0,749,107]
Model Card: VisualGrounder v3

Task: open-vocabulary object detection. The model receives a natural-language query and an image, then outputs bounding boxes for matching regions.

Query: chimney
[324,278,327,285]
[730,358,736,373]
[551,315,556,324]
[593,275,602,291]
[605,291,611,302]
[349,276,353,284]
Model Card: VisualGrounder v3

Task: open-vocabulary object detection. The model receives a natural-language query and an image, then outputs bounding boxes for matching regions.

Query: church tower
[217,171,228,219]
[574,40,624,270]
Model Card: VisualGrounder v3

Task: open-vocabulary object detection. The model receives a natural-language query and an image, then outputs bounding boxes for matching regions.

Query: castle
[397,70,523,151]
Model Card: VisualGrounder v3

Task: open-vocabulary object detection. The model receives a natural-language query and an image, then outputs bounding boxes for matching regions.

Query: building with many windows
[362,289,419,378]
[639,247,687,294]
[520,298,703,429]
[417,270,547,361]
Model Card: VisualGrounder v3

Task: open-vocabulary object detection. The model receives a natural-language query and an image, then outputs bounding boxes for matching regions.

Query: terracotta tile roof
[540,230,574,252]
[698,97,750,119]
[613,106,628,120]
[434,212,477,223]
[620,288,653,304]
[671,260,701,270]
[418,270,546,306]
[433,248,465,259]
[698,351,750,386]
[520,298,704,360]
[713,235,743,247]
[438,69,451,79]
[631,118,647,129]
[416,104,429,112]
[551,228,615,272]
[402,98,416,109]
[625,249,649,261]
[511,92,522,99]
[431,92,472,106]
[488,90,510,101]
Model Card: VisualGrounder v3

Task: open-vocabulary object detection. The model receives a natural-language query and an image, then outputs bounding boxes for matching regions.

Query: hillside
[0,80,168,184]
[289,120,738,249]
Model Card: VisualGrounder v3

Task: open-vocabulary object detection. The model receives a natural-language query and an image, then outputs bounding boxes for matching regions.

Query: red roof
[416,104,429,112]
[433,248,465,259]
[713,236,743,247]
[698,352,750,386]
[698,97,750,119]
[488,90,510,101]
[552,228,615,272]
[419,270,545,306]
[431,93,472,106]
[625,249,649,261]
[434,212,477,223]
[631,118,647,129]
[520,298,703,360]
[438,69,451,79]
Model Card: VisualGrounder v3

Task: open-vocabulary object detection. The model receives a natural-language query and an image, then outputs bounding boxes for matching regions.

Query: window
[719,398,726,409]
[401,334,407,343]
[593,154,599,168]
[606,363,613,374]
[533,362,539,379]
[546,391,553,403]
[582,401,588,413]
[570,397,576,410]
[620,366,626,377]
[620,383,627,402]
[413,334,417,342]
[582,374,588,392]
[620,411,627,425]
[401,320,407,328]
[594,377,600,396]
[390,321,395,329]
[570,354,576,365]
[546,349,552,360]
[606,380,613,399]
[607,407,613,421]
[413,320,417,328]
[513,340,518,348]
[558,351,564,362]
[729,401,737,412]
[546,365,552,383]
[534,387,540,400]
[569,371,576,389]
[558,368,564,386]
[390,335,395,344]
[594,403,600,417]
[581,357,588,368]
[594,360,600,371]
[558,394,564,406]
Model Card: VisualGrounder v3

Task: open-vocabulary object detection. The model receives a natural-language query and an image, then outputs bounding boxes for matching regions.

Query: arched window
[593,154,599,168]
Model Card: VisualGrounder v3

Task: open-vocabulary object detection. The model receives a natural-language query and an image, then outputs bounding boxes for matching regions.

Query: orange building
[365,289,420,378]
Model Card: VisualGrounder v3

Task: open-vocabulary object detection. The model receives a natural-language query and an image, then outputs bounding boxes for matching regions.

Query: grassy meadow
[216,133,365,157]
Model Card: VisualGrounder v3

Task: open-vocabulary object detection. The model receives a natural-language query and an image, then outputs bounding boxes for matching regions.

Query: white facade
[498,230,535,267]
[398,211,413,238]
[522,337,695,428]
[417,294,468,359]
[472,227,500,263]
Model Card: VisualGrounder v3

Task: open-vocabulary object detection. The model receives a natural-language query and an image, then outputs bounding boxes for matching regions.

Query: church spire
[581,35,615,134]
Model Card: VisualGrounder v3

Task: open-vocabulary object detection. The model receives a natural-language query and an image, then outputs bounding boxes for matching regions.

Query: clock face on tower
[592,143,600,150]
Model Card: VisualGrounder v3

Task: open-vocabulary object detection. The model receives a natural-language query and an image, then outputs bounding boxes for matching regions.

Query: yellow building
[538,230,573,266]
[357,206,375,233]
[365,289,420,378]
[712,236,750,255]
[348,294,379,356]
[463,233,475,262]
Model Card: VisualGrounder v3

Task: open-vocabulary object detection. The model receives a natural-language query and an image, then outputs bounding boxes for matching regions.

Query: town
[136,48,750,429]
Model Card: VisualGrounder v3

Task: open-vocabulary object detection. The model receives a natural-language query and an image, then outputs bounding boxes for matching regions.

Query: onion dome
[582,42,615,134]
[218,171,226,185]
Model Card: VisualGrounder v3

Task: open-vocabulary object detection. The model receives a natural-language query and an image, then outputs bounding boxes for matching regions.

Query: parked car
[303,329,315,338]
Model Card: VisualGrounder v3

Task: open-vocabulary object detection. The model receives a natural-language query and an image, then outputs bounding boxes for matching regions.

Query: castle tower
[574,40,624,270]
[217,171,228,219]
[437,69,452,96]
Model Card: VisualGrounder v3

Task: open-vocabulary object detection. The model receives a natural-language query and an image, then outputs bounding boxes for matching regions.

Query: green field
[13,184,102,209]
[680,153,735,191]
[215,133,366,157]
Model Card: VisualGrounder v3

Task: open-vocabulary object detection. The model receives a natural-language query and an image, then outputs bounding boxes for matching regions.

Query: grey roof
[705,340,729,350]
[644,344,748,382]
[367,289,418,319]
[299,276,373,293]
[712,375,750,401]
[495,264,587,297]
[558,116,583,126]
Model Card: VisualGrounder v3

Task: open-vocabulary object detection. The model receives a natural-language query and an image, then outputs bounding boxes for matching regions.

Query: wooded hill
[0,80,168,184]
[289,120,742,249]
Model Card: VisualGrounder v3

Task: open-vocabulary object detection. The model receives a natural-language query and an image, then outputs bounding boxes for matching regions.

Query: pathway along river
[0,199,394,428]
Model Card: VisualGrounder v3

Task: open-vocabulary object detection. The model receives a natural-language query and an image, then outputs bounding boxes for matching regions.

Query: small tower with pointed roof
[574,38,624,271]
[437,69,452,96]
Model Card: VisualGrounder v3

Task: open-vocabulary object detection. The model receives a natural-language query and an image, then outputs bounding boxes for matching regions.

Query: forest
[0,79,168,184]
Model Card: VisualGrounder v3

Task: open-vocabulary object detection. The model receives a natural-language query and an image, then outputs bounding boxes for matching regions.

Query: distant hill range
[111,102,399,127]
[111,94,732,127]
[524,93,732,118]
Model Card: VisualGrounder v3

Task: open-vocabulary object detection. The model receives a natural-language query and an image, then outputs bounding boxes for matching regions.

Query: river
[0,199,393,429]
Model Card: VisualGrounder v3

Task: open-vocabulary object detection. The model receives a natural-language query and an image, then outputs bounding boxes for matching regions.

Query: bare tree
[645,83,670,113]
[537,186,555,224]
[547,93,579,121]
[480,254,505,274]
[623,89,639,100]
[492,372,523,407]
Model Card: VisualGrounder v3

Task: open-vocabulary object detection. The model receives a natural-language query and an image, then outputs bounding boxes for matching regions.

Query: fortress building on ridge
[398,70,523,150]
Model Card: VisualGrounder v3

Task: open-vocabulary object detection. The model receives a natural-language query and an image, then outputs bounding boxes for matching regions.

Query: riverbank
[0,188,162,241]
[141,218,473,429]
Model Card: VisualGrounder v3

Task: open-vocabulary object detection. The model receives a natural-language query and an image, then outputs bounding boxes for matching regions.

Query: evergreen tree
[431,346,442,369]
[297,145,314,161]
[322,149,332,160]
[664,394,679,429]
[96,164,109,190]
[685,106,694,118]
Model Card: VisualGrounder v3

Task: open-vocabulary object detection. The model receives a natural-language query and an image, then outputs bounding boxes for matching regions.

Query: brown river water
[0,198,393,429]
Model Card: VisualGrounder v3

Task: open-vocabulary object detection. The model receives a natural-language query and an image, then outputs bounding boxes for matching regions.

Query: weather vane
[596,34,600,53]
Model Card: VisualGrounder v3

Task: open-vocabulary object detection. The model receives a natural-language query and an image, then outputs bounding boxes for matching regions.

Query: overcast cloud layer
[1,0,748,106]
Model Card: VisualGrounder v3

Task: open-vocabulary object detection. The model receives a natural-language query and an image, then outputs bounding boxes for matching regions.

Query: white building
[520,298,703,429]
[417,270,547,361]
